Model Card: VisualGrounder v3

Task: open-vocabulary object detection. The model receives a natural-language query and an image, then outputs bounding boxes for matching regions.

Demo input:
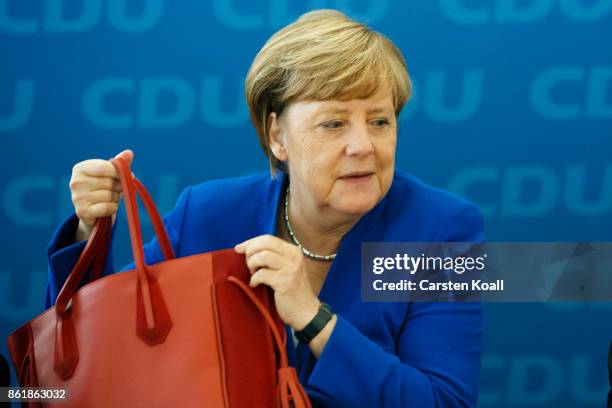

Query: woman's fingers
[69,150,134,241]
[114,149,134,166]
[89,189,122,204]
[236,234,319,329]
[245,249,284,274]
[73,188,121,205]
[234,234,289,257]
[76,201,119,225]
[237,235,307,295]
[71,176,122,193]
[249,268,278,289]
[74,159,119,178]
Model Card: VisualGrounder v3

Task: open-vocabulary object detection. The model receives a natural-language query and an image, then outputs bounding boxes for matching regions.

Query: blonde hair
[245,9,412,176]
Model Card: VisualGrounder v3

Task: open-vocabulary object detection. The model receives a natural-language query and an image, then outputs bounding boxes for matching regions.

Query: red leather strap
[88,216,112,282]
[277,367,311,408]
[226,276,312,408]
[133,177,175,260]
[110,157,173,346]
[55,166,176,316]
[88,178,174,282]
[52,216,111,379]
[56,216,112,317]
[53,157,175,379]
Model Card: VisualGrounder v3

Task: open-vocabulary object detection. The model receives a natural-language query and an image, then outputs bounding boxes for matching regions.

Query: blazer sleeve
[44,186,193,310]
[304,201,486,408]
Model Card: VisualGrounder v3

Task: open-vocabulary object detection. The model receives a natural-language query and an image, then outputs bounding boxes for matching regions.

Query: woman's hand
[69,149,133,243]
[234,235,321,331]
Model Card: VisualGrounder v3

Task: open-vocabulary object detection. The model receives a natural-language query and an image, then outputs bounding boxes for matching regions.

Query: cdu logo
[82,76,248,129]
[438,0,612,24]
[2,175,68,228]
[211,0,390,30]
[530,66,612,120]
[447,164,612,217]
[0,0,165,34]
[400,69,484,123]
[0,79,34,132]
[2,173,180,227]
[481,354,608,406]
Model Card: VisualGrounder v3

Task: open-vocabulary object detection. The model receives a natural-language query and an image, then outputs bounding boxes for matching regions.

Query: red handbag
[7,157,311,408]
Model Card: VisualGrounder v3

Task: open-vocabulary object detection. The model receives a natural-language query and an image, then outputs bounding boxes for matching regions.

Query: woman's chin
[335,192,381,215]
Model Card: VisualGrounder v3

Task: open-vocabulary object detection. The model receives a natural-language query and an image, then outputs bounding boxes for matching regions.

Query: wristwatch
[294,302,333,344]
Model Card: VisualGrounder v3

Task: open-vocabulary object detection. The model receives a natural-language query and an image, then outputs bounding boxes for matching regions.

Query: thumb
[114,149,134,166]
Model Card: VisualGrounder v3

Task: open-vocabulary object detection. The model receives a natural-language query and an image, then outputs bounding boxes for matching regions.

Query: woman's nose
[345,125,374,157]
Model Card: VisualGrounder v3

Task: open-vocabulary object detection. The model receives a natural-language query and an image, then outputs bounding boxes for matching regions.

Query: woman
[45,9,485,408]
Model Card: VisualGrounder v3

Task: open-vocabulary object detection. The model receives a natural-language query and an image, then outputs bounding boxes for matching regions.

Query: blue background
[1,1,611,406]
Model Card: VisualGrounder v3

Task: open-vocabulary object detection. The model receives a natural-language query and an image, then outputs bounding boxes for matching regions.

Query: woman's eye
[371,118,390,127]
[322,120,344,129]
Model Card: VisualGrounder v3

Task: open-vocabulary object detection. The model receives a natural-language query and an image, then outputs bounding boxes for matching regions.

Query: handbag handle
[56,172,176,315]
[111,157,174,346]
[53,157,175,380]
[88,177,176,281]
[227,276,312,408]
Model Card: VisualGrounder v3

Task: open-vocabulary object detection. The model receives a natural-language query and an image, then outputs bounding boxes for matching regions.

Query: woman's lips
[340,172,374,183]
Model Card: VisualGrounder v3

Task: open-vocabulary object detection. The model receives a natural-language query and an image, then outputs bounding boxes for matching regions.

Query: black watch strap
[295,302,333,344]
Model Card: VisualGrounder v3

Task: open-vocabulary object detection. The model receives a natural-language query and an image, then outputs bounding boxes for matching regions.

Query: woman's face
[269,85,397,216]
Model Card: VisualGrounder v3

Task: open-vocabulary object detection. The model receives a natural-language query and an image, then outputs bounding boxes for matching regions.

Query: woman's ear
[267,112,288,162]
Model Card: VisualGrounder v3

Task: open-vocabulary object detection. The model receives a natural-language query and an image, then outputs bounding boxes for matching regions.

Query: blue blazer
[45,168,485,408]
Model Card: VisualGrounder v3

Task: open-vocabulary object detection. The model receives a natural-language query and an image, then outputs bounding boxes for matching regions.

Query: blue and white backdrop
[1,1,611,406]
